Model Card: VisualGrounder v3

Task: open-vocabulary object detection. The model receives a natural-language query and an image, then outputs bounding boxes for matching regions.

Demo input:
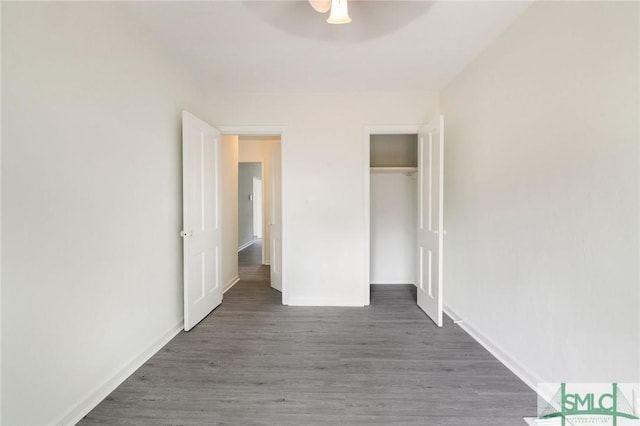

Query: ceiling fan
[309,0,352,24]
[243,1,430,42]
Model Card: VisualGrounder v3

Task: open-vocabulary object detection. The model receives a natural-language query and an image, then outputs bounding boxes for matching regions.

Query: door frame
[363,124,421,306]
[219,126,287,305]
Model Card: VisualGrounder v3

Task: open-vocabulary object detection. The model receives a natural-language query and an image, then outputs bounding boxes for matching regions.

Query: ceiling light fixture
[309,0,351,24]
[327,0,352,24]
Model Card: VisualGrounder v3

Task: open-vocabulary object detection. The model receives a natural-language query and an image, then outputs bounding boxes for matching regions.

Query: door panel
[417,115,444,327]
[270,143,282,292]
[182,111,222,331]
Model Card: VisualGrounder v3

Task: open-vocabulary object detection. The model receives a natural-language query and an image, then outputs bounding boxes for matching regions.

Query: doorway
[364,125,420,307]
[369,133,419,306]
[220,128,285,303]
[238,162,265,284]
[369,134,418,286]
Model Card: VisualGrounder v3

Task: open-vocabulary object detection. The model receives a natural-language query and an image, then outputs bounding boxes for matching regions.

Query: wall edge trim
[55,320,184,426]
[238,239,257,252]
[444,304,543,394]
[223,276,241,294]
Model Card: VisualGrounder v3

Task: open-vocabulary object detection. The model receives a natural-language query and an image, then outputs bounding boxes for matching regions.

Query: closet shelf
[370,167,418,173]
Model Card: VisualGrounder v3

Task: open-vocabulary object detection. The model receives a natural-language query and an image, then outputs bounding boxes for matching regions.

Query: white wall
[441,1,639,384]
[370,172,416,284]
[1,3,210,424]
[238,137,281,265]
[238,162,261,249]
[221,135,239,291]
[209,92,438,305]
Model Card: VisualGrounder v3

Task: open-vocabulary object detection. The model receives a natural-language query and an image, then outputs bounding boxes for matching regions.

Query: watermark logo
[526,383,640,425]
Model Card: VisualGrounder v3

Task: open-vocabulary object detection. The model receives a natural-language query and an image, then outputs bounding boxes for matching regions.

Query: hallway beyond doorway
[238,239,269,284]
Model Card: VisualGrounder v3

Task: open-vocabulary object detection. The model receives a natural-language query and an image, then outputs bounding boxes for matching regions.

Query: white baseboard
[370,281,414,285]
[238,239,256,252]
[287,297,365,307]
[223,275,240,293]
[55,320,184,426]
[444,304,543,394]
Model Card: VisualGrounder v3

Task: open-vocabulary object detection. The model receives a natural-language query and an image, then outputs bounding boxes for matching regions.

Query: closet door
[416,115,444,327]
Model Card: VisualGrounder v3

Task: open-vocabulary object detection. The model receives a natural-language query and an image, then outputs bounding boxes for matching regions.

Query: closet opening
[364,118,445,325]
[368,133,419,304]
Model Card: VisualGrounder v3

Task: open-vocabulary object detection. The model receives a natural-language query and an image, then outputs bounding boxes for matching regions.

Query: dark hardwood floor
[238,239,269,284]
[80,241,535,425]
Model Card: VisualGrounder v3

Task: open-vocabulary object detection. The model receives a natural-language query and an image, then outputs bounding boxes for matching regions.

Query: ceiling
[118,1,533,93]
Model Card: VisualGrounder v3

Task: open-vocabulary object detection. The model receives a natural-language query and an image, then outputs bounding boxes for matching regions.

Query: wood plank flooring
[80,241,535,425]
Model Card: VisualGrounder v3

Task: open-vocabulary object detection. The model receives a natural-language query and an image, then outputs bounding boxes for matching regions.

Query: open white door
[416,115,444,327]
[182,111,222,331]
[269,143,282,292]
